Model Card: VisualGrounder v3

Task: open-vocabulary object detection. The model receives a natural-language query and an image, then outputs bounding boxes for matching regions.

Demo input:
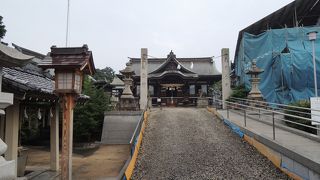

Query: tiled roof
[110,75,124,86]
[0,43,33,67]
[39,45,96,75]
[12,43,46,59]
[3,67,90,102]
[3,67,54,94]
[130,55,221,76]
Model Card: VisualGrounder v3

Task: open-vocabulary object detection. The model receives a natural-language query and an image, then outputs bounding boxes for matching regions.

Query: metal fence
[119,109,145,180]
[129,110,145,156]
[212,97,320,140]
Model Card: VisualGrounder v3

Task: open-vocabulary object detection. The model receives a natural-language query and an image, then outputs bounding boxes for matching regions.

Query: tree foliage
[93,66,115,82]
[73,76,110,142]
[0,16,6,39]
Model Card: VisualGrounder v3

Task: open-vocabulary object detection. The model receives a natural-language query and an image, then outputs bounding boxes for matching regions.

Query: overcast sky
[1,0,293,73]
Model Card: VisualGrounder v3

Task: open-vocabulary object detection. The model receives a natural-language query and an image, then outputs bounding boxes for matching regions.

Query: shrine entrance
[160,84,184,106]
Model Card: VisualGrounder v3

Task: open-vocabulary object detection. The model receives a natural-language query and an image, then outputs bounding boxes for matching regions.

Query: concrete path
[132,108,289,179]
[218,109,320,165]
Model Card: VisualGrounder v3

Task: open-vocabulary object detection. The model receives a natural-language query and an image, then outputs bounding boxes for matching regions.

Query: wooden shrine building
[129,51,221,106]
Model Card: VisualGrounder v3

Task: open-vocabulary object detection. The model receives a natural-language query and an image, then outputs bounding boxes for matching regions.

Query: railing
[119,109,146,179]
[212,98,320,140]
[129,110,145,156]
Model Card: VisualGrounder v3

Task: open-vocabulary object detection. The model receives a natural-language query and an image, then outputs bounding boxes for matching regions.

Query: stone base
[197,98,208,108]
[0,158,16,179]
[248,95,265,108]
[0,139,16,179]
[120,98,138,111]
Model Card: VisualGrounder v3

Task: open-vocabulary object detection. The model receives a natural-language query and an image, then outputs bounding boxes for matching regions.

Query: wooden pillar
[61,94,75,180]
[4,101,20,163]
[50,103,59,171]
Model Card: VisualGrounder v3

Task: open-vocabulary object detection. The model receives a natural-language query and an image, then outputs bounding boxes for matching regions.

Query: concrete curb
[207,107,320,180]
[120,110,149,180]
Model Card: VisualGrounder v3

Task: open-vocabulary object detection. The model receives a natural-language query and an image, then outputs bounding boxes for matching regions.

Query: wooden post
[61,94,75,180]
[50,103,59,171]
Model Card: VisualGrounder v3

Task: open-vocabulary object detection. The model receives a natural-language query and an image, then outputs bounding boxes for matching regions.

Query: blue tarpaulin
[235,26,320,104]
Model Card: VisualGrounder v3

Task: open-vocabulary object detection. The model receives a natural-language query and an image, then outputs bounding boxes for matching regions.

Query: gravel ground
[131,108,290,180]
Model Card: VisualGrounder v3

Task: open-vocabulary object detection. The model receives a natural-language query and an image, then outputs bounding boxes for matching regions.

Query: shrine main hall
[128,51,221,106]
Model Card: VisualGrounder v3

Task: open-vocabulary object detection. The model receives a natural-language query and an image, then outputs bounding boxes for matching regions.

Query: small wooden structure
[40,44,95,180]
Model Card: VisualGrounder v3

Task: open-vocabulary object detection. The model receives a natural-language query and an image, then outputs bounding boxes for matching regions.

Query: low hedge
[284,100,316,134]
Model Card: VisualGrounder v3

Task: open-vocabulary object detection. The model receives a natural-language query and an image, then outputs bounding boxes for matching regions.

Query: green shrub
[228,85,249,100]
[284,100,316,134]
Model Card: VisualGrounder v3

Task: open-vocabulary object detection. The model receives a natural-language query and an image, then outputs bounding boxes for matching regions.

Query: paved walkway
[218,109,320,166]
[132,108,288,179]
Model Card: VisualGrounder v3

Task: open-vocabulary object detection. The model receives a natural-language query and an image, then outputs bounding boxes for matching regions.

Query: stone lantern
[39,44,95,180]
[119,62,137,110]
[246,60,264,101]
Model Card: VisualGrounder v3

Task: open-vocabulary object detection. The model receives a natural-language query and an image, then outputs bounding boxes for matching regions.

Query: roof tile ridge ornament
[149,51,197,75]
[168,50,176,59]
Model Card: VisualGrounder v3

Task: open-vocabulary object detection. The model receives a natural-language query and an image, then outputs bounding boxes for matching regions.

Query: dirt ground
[26,145,129,179]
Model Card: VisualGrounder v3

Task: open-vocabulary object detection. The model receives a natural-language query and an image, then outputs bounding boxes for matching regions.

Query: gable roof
[148,51,198,79]
[129,52,221,76]
[110,75,125,86]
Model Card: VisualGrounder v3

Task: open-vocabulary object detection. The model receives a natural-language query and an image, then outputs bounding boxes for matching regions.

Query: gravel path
[132,108,290,179]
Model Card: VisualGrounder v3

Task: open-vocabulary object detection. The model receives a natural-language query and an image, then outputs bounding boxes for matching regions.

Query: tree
[93,66,115,82]
[73,76,110,142]
[0,16,6,39]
